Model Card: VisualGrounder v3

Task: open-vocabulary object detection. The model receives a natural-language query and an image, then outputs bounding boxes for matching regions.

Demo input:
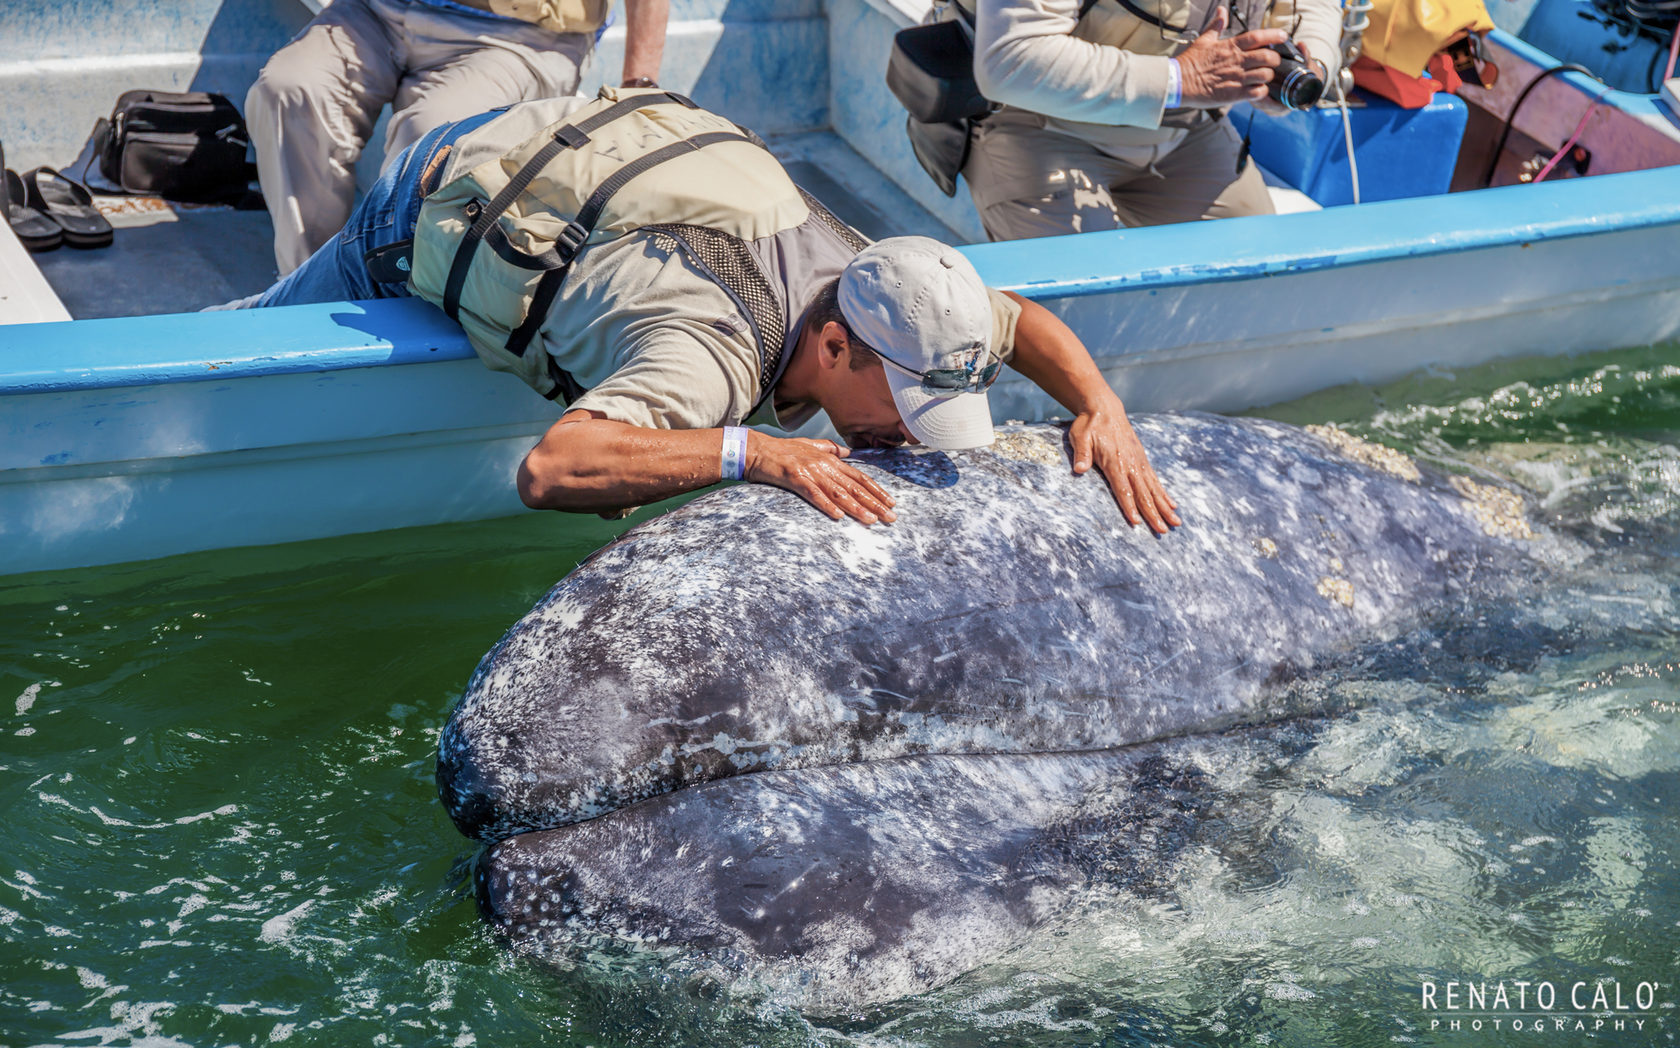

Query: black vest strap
[500,129,762,393]
[505,268,575,399]
[440,90,698,322]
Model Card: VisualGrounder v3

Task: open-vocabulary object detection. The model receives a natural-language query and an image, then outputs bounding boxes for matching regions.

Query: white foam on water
[259,900,316,945]
[15,681,48,716]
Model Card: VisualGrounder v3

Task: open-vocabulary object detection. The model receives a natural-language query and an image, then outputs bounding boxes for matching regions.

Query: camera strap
[1110,0,1191,36]
[952,0,1101,29]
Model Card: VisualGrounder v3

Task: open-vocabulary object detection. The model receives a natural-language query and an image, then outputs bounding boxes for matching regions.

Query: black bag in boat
[904,116,973,197]
[887,18,992,125]
[888,15,987,196]
[887,0,1101,123]
[94,90,256,202]
[888,1,1098,194]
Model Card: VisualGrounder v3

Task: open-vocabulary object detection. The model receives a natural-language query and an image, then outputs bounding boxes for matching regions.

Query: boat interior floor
[29,129,966,322]
[34,200,277,319]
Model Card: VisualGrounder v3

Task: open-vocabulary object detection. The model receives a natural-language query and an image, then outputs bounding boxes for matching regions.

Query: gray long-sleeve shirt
[968,0,1343,155]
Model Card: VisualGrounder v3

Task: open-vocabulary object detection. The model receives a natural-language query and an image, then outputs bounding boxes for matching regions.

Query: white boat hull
[6,167,1677,576]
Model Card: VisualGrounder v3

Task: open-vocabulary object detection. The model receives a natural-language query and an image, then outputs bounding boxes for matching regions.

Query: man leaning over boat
[233,89,1180,533]
[948,0,1342,240]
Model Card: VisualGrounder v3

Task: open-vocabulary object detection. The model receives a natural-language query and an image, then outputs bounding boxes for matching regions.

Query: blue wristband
[1165,58,1183,109]
[721,426,749,481]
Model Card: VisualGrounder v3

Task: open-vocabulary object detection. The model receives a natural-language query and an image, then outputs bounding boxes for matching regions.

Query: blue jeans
[246,110,497,308]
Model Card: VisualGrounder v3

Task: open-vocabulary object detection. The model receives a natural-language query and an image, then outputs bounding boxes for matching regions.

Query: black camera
[1267,41,1325,111]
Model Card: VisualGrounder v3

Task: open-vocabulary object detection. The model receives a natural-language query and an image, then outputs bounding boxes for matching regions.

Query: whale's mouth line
[494,704,1336,845]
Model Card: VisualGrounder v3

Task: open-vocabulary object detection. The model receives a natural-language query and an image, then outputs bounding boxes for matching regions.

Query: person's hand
[1175,7,1289,109]
[1247,41,1318,116]
[744,432,898,526]
[1068,406,1181,534]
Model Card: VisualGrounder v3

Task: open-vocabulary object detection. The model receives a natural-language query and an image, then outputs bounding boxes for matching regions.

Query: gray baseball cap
[837,237,999,450]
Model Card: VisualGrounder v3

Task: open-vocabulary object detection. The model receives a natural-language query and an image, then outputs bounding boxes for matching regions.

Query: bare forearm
[518,412,899,525]
[1001,291,1121,415]
[621,0,668,84]
[519,413,721,513]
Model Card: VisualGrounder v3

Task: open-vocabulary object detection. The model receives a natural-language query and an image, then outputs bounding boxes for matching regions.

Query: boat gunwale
[2,162,1677,398]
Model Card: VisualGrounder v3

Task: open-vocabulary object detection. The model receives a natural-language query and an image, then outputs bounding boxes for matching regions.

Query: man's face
[821,352,920,451]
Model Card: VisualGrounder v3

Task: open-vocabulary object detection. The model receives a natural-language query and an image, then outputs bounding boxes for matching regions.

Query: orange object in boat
[1352,54,1452,108]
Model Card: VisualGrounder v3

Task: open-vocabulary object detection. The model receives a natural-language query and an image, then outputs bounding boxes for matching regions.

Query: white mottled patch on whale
[992,429,1065,466]
[535,595,589,632]
[830,520,895,575]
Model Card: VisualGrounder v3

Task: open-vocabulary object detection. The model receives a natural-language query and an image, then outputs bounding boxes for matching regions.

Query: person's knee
[247,47,335,116]
[982,176,1121,240]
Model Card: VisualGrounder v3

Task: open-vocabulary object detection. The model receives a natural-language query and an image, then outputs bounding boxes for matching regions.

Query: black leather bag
[95,90,255,202]
[887,19,992,125]
[888,1,1099,194]
[904,116,973,197]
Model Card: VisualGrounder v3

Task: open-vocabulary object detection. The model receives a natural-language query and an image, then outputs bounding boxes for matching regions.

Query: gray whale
[437,413,1546,1003]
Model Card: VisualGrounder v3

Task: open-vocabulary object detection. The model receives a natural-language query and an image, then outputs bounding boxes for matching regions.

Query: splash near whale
[436,413,1554,1006]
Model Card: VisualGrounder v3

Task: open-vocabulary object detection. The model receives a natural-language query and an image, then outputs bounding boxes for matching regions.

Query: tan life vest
[952,0,1275,56]
[409,88,842,402]
[443,0,612,35]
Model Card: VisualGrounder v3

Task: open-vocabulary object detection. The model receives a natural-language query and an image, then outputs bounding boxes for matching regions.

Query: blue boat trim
[7,164,1678,397]
[0,299,478,396]
[966,166,1680,297]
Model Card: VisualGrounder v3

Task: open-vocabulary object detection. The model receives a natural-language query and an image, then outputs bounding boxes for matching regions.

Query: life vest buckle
[555,220,590,259]
[554,124,591,149]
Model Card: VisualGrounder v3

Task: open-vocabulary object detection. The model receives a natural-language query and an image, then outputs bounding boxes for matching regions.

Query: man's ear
[817,321,850,370]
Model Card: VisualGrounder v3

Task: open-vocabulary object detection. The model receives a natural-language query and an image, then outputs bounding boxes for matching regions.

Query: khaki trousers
[246,0,591,275]
[962,107,1274,241]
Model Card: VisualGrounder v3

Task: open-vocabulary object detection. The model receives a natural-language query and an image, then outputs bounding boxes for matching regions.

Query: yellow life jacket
[409,88,862,401]
[443,0,612,35]
[1361,0,1495,77]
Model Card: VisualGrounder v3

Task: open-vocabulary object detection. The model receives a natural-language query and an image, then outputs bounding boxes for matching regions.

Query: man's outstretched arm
[1000,291,1181,533]
[621,0,669,85]
[518,410,897,524]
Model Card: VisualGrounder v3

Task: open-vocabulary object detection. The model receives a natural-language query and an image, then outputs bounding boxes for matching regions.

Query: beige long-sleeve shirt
[968,0,1342,156]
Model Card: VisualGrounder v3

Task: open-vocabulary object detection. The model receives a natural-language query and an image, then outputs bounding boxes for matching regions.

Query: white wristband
[1165,58,1183,109]
[720,426,749,481]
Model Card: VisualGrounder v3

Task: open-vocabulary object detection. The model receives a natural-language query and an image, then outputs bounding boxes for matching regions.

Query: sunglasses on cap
[879,351,1002,395]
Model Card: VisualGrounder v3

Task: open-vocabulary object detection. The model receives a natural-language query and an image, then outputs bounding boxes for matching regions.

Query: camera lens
[1267,43,1325,111]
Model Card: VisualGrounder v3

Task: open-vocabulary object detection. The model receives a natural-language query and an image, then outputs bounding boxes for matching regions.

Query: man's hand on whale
[516,238,1179,534]
[1002,291,1181,534]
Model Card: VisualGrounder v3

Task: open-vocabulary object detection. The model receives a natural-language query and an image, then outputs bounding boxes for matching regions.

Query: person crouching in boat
[954,0,1342,240]
[237,89,1180,532]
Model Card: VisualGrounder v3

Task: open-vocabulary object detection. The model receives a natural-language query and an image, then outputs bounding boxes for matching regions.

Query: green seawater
[3,345,1679,1047]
